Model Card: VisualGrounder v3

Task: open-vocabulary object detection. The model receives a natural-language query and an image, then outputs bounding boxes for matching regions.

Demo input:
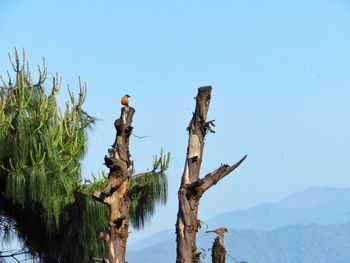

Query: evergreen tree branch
[0,248,32,262]
[127,184,145,196]
[132,150,170,179]
[0,49,104,262]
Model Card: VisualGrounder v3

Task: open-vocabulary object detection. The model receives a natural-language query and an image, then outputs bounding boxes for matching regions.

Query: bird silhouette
[205,227,228,235]
[121,94,130,107]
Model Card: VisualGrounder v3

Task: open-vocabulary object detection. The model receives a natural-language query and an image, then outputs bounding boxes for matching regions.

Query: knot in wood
[104,156,128,176]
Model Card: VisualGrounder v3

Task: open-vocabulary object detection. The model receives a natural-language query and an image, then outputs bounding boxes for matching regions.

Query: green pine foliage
[129,151,170,229]
[0,50,170,262]
[0,50,108,262]
[0,51,92,229]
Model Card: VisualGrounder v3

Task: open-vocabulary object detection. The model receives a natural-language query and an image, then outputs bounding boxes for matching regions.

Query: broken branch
[200,155,247,193]
[127,184,145,196]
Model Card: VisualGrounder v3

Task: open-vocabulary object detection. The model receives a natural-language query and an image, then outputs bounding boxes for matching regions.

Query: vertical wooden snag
[175,86,246,263]
[93,103,170,263]
[94,106,135,263]
[211,236,226,263]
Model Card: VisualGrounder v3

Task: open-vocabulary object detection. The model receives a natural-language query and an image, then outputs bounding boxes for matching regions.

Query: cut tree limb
[200,155,247,193]
[127,184,145,196]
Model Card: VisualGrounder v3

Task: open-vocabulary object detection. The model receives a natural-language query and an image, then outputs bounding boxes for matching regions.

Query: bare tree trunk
[93,105,170,263]
[211,236,226,263]
[94,106,135,263]
[175,86,246,263]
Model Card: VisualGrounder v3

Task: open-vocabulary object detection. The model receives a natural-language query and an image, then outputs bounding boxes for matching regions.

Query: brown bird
[121,94,130,107]
[205,227,228,235]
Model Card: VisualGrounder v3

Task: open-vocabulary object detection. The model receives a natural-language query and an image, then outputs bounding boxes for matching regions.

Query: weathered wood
[101,106,135,263]
[176,87,211,263]
[176,87,246,263]
[111,107,135,166]
[199,155,247,194]
[212,236,226,263]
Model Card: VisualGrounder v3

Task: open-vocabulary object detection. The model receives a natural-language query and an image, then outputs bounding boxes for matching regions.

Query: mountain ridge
[127,221,350,263]
[207,186,350,230]
[129,187,350,252]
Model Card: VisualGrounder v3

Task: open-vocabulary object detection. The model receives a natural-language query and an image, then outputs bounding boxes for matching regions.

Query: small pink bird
[205,227,228,235]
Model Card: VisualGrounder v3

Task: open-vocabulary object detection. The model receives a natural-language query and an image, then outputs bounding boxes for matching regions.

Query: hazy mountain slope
[129,229,174,251]
[127,222,350,263]
[208,187,350,230]
[129,187,350,252]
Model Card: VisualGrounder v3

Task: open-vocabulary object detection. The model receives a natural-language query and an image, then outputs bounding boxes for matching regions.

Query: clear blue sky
[1,0,350,243]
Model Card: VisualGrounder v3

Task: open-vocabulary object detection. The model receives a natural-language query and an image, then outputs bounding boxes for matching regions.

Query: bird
[121,94,130,107]
[205,227,228,235]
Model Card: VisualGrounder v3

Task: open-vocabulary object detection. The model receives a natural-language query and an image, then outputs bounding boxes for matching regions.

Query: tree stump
[211,236,226,263]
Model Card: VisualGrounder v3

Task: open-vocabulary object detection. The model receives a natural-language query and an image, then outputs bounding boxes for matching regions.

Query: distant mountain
[129,229,174,251]
[127,222,350,263]
[207,187,350,230]
[129,187,350,252]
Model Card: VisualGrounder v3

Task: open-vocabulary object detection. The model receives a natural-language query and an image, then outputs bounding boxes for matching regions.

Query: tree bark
[94,106,135,263]
[175,86,246,263]
[211,236,226,263]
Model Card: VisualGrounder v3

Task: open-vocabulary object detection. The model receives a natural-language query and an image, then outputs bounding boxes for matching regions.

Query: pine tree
[0,50,170,262]
[0,50,108,262]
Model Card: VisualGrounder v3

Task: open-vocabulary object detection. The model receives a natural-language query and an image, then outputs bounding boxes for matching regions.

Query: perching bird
[121,94,130,107]
[205,227,228,235]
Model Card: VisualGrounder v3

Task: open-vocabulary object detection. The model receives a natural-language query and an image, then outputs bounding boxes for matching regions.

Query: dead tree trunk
[211,236,226,263]
[94,106,135,263]
[175,86,247,263]
[93,105,170,263]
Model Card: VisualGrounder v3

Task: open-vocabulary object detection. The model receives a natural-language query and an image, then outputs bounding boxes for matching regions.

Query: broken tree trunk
[175,86,247,263]
[94,106,135,263]
[211,236,226,263]
[93,103,170,263]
